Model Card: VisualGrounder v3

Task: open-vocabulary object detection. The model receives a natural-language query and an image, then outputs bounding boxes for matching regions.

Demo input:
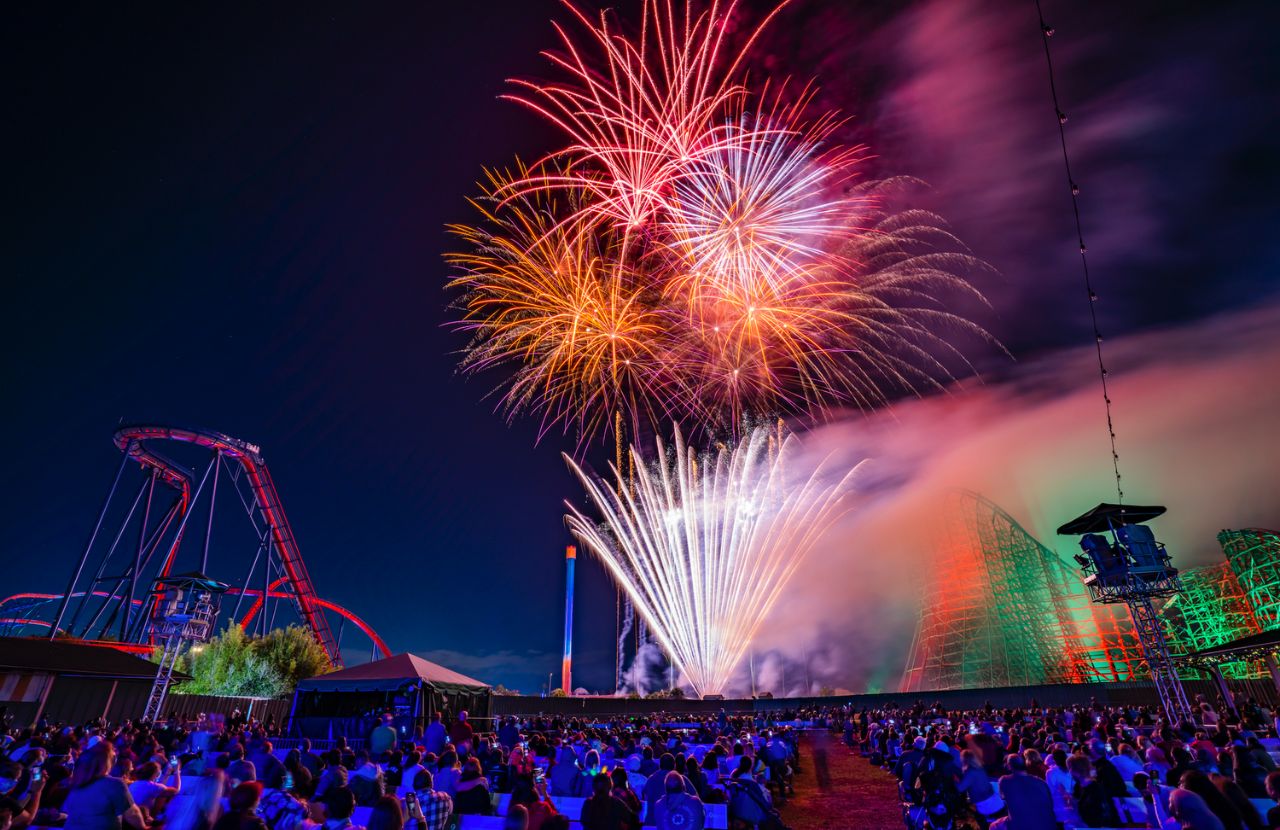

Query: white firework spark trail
[564,424,865,697]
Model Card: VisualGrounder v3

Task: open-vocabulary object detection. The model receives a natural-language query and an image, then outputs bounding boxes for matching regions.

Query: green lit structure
[1161,562,1262,679]
[1222,529,1280,630]
[902,506,1280,694]
[901,491,1141,692]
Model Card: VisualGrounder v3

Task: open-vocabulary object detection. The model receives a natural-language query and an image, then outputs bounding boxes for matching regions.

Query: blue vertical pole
[561,545,575,694]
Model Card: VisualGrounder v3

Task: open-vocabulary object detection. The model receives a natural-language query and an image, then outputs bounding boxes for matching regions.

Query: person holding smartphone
[0,768,45,830]
[127,761,178,819]
[406,770,452,830]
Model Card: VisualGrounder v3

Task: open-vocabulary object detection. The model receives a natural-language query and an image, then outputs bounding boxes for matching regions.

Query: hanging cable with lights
[1033,0,1124,504]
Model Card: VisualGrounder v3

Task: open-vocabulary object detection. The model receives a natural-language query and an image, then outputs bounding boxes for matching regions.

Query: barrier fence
[160,693,291,725]
[488,677,1280,718]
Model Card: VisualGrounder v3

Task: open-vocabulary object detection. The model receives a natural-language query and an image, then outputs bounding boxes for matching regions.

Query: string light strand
[1034,0,1124,504]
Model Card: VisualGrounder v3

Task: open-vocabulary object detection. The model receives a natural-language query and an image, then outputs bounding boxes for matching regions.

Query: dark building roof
[297,652,488,695]
[0,637,174,680]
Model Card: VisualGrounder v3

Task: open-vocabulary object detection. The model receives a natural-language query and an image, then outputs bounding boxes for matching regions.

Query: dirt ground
[777,729,903,829]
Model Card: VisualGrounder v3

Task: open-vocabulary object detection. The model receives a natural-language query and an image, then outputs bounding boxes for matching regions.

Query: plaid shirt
[258,787,308,830]
[406,789,453,830]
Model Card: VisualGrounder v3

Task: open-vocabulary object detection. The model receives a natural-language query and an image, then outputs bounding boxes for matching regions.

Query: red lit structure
[902,491,1142,692]
[3,424,387,666]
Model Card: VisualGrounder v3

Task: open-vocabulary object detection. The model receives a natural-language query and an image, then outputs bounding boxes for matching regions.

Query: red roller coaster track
[0,588,389,660]
[112,425,343,662]
[16,425,388,666]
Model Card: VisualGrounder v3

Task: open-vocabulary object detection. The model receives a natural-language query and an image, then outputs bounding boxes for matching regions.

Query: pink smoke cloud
[751,302,1280,692]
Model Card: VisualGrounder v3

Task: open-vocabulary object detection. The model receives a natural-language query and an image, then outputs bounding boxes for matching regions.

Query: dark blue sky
[5,0,1277,693]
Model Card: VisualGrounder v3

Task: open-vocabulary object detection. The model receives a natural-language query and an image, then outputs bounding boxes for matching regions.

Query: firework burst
[501,0,794,231]
[565,423,865,696]
[664,86,867,297]
[446,0,999,446]
[447,169,697,440]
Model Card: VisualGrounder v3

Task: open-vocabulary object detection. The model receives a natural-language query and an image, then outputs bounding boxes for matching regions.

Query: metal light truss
[902,491,1142,693]
[1161,561,1263,679]
[1221,529,1280,631]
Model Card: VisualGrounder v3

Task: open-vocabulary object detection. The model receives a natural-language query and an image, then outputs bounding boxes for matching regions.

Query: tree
[175,624,332,698]
[645,688,685,699]
[252,625,332,689]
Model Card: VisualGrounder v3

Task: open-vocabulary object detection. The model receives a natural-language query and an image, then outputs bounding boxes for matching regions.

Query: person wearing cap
[894,737,927,784]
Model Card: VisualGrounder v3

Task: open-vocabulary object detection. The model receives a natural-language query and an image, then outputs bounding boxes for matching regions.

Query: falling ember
[564,424,865,696]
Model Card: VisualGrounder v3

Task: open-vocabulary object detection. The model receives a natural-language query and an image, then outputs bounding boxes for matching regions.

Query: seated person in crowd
[653,771,705,830]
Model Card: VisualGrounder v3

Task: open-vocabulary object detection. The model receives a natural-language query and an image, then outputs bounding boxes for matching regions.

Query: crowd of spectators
[0,707,803,830]
[846,693,1280,829]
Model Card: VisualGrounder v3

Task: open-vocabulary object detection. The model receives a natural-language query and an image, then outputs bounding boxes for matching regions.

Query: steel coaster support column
[231,530,270,623]
[201,450,221,574]
[51,444,133,639]
[122,469,158,641]
[92,487,186,640]
[1128,594,1193,723]
[261,556,274,637]
[90,497,179,642]
[159,453,217,571]
[1208,663,1238,717]
[71,473,152,637]
[114,456,214,642]
[124,499,185,644]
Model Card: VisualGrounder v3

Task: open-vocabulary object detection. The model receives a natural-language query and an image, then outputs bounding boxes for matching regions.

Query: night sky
[6,0,1278,693]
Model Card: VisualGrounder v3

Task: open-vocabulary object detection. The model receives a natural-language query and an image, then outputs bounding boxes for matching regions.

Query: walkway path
[777,729,902,829]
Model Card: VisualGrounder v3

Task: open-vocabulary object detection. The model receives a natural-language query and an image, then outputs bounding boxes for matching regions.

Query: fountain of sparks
[565,424,864,697]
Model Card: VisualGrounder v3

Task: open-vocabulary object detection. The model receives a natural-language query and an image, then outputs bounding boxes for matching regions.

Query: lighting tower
[1059,503,1193,723]
[142,572,228,722]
